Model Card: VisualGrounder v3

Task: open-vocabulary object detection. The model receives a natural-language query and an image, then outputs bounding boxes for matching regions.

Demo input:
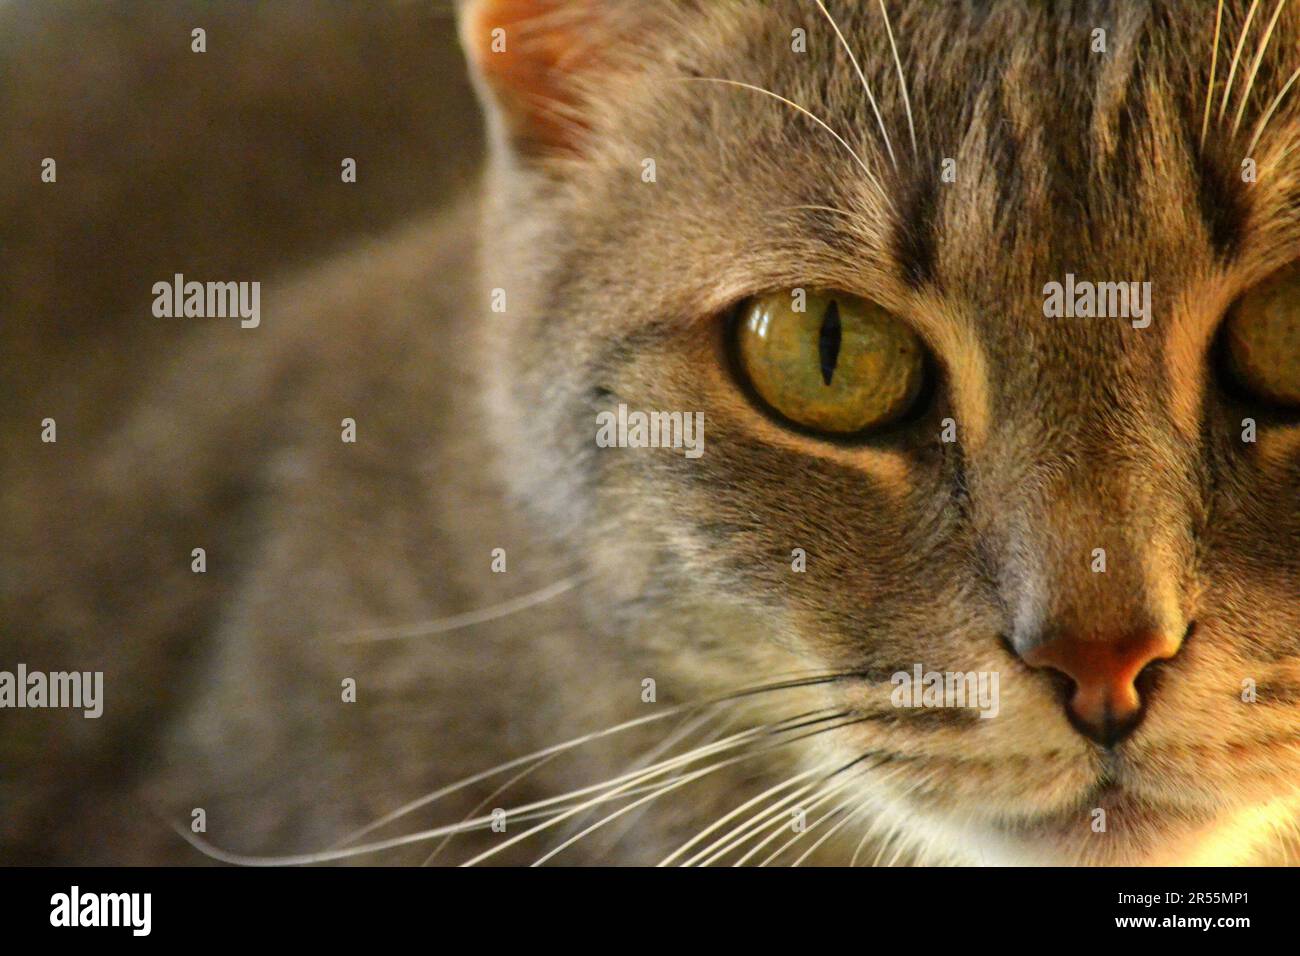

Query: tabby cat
[4,0,1299,866]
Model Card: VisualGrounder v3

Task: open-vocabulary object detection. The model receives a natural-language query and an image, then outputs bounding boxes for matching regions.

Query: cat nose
[1019,629,1184,747]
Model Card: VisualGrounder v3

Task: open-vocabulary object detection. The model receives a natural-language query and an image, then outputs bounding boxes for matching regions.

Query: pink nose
[1021,629,1183,746]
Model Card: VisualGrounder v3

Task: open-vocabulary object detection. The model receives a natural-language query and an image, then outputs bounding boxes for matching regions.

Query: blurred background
[1,0,483,459]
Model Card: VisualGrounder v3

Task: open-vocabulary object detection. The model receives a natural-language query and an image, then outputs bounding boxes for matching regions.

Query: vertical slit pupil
[819,299,842,386]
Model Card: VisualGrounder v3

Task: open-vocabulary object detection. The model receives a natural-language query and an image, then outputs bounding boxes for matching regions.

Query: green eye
[733,290,926,435]
[1223,267,1300,407]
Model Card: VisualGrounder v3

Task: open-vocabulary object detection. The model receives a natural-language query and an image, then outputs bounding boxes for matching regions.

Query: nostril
[1132,620,1195,701]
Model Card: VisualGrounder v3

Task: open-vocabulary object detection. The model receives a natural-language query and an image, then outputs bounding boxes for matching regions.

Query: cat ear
[459,0,621,157]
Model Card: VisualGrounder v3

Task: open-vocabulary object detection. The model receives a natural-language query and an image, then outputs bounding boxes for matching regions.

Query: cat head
[460,0,1300,865]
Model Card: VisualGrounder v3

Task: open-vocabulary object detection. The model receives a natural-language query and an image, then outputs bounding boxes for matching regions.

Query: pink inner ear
[461,0,606,155]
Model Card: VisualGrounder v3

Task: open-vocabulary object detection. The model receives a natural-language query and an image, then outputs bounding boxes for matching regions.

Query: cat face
[465,0,1300,864]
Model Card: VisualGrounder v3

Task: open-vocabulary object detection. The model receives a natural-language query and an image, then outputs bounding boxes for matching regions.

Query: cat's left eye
[1219,265,1300,408]
[731,289,927,436]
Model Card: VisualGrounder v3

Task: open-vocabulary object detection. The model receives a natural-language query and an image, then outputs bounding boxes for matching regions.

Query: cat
[3,0,1299,866]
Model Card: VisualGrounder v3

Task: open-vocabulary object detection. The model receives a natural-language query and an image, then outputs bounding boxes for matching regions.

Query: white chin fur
[864,789,1300,866]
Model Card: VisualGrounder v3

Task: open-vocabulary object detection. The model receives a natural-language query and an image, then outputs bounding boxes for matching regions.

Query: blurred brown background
[1,0,483,455]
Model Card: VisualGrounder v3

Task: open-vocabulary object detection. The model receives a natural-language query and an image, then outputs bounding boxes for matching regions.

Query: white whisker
[1246,64,1300,158]
[176,725,805,867]
[175,676,860,866]
[760,794,859,866]
[1217,0,1262,123]
[579,710,732,853]
[795,760,908,865]
[713,755,887,868]
[812,0,898,168]
[678,77,890,203]
[530,752,757,867]
[883,835,911,867]
[684,777,828,866]
[870,829,901,867]
[878,0,918,157]
[1268,133,1300,167]
[461,711,860,867]
[1201,0,1226,147]
[730,769,864,866]
[783,203,864,219]
[657,760,834,866]
[174,814,515,866]
[420,750,564,866]
[790,798,873,866]
[850,813,883,866]
[331,673,851,848]
[342,572,589,643]
[332,702,694,848]
[1231,0,1290,136]
[754,763,881,866]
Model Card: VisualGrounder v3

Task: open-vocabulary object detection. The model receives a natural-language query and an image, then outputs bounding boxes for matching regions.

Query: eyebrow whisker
[811,0,899,169]
[1201,0,1225,147]
[1216,0,1262,124]
[1230,0,1290,137]
[1245,64,1300,158]
[676,76,892,209]
[877,0,918,158]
